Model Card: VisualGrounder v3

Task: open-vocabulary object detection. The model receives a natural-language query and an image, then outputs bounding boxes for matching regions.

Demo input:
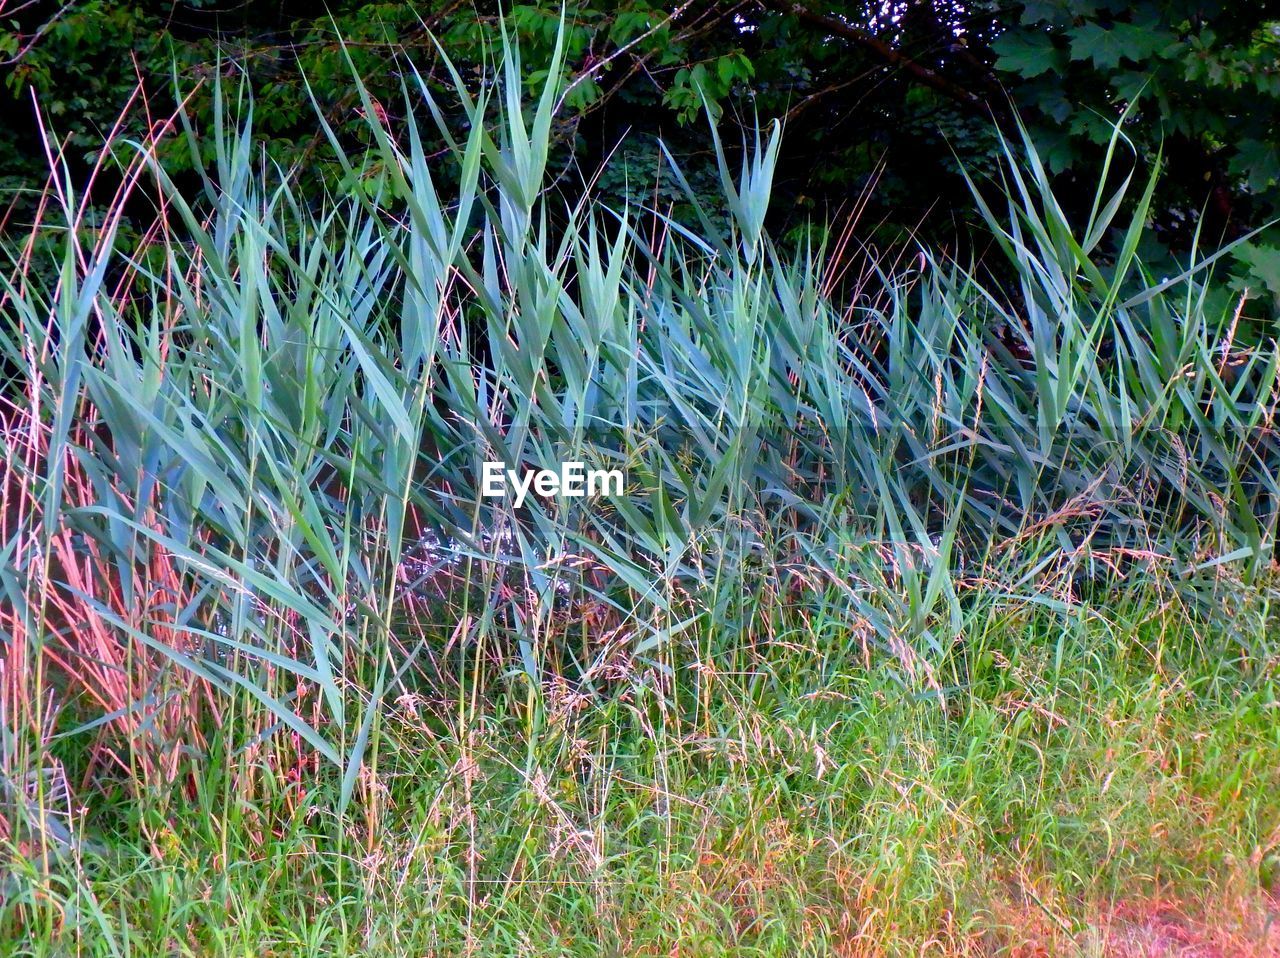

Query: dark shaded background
[3,1,1280,312]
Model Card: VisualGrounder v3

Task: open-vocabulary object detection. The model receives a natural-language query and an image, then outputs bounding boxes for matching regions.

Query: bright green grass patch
[5,598,1277,957]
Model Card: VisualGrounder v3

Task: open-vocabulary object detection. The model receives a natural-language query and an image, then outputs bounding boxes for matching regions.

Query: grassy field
[4,31,1280,957]
[5,597,1280,955]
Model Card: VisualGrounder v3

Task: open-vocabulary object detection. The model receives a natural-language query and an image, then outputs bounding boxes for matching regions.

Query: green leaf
[1068,22,1170,71]
[1230,138,1280,192]
[1232,242,1280,297]
[992,30,1063,78]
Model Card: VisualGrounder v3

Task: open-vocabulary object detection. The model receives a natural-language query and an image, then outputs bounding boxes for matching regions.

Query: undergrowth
[2,24,1279,957]
[5,599,1280,956]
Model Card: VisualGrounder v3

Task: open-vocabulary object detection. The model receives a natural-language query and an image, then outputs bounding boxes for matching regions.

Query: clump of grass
[1,23,1279,955]
[4,596,1279,956]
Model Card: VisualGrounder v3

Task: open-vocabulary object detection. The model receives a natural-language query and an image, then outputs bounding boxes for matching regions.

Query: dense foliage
[5,1,1280,303]
[5,23,1278,801]
[5,23,1280,957]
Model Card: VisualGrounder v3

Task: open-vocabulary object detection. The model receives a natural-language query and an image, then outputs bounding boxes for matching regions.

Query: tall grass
[1,27,1277,875]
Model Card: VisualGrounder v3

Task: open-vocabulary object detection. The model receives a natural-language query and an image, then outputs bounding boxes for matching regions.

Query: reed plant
[0,26,1277,926]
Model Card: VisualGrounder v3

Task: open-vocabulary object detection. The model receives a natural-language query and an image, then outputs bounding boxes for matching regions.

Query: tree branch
[758,1,996,115]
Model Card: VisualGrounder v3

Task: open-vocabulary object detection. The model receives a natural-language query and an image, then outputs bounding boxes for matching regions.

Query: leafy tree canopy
[4,1,1280,306]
